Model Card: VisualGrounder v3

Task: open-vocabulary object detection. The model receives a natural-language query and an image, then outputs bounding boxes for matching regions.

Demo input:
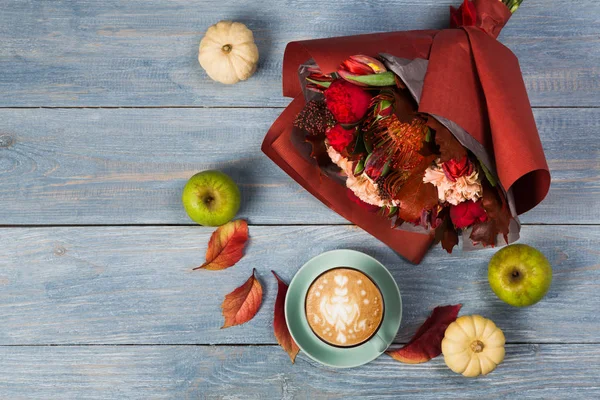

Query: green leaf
[345,71,396,87]
[381,159,392,177]
[354,158,365,176]
[425,127,432,143]
[351,131,366,155]
[306,77,331,88]
[363,133,373,153]
[387,206,398,218]
[478,159,497,187]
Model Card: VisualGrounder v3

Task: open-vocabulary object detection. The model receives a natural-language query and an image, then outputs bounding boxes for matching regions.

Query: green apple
[488,244,552,307]
[182,170,241,226]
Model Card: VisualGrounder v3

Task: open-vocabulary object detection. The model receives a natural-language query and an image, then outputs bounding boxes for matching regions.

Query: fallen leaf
[387,304,462,363]
[427,116,466,163]
[194,220,249,271]
[221,269,263,329]
[272,271,300,363]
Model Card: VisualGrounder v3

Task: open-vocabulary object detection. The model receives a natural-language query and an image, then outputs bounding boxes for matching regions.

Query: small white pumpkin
[442,315,505,377]
[198,21,259,84]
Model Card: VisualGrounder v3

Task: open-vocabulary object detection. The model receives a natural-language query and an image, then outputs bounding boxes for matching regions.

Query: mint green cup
[285,249,402,368]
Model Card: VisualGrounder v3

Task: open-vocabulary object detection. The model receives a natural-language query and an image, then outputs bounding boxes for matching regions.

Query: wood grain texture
[0,225,597,345]
[0,108,597,225]
[0,0,598,107]
[0,344,598,399]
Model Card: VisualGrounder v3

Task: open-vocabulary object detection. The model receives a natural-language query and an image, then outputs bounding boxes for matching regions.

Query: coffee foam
[305,268,383,347]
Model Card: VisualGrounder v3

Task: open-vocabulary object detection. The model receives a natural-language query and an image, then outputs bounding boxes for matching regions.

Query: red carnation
[324,80,372,124]
[442,156,474,182]
[450,0,477,28]
[326,124,356,152]
[450,200,488,229]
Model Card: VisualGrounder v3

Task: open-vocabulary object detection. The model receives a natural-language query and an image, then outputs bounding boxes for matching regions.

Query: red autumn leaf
[395,159,438,222]
[272,271,300,363]
[432,209,459,254]
[393,89,418,124]
[439,220,459,254]
[427,116,466,163]
[387,304,462,363]
[441,228,459,253]
[194,220,249,271]
[470,182,511,247]
[221,269,263,329]
[305,132,332,167]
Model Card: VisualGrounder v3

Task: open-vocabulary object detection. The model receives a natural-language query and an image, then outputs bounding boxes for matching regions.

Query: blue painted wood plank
[0,344,598,398]
[0,225,597,345]
[0,108,597,225]
[0,0,598,107]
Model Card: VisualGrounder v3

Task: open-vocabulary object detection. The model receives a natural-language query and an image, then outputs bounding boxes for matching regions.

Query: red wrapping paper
[262,0,550,264]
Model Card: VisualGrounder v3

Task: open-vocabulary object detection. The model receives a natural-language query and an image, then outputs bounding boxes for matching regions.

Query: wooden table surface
[0,0,599,398]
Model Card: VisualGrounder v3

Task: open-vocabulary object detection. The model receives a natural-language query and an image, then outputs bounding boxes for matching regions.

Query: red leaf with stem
[221,269,263,329]
[272,271,300,363]
[387,304,462,363]
[195,220,249,271]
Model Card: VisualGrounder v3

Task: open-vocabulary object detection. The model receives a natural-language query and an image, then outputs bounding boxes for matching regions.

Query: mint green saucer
[285,249,402,368]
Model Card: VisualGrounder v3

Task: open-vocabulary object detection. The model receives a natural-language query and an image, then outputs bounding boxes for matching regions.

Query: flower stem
[502,0,524,13]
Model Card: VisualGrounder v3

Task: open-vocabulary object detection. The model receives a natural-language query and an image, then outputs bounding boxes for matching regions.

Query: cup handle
[371,333,388,353]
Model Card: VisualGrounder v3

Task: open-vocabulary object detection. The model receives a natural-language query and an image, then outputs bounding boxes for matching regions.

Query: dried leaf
[427,116,466,163]
[393,89,418,123]
[221,269,263,329]
[387,304,462,364]
[435,215,459,254]
[469,182,511,247]
[194,220,249,270]
[305,134,332,167]
[441,227,459,253]
[272,271,300,363]
[395,159,438,222]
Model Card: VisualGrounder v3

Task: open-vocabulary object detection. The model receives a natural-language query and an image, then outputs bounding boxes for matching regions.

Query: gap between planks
[0,223,598,228]
[1,342,599,347]
[0,106,599,110]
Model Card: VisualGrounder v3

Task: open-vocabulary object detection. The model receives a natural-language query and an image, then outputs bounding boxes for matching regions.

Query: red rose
[450,0,477,28]
[324,80,372,124]
[326,124,355,152]
[450,200,488,229]
[442,156,474,182]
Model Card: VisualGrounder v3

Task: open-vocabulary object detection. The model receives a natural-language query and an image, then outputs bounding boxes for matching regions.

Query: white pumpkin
[198,21,259,84]
[442,315,505,377]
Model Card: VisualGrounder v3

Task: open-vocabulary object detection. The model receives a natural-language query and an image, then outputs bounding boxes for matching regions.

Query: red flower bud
[450,200,488,229]
[442,156,474,182]
[306,67,335,93]
[325,124,355,153]
[364,148,391,180]
[338,55,387,87]
[375,99,393,118]
[324,80,372,124]
[450,0,477,28]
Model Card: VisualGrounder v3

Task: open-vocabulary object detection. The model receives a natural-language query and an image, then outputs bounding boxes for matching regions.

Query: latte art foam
[305,268,383,347]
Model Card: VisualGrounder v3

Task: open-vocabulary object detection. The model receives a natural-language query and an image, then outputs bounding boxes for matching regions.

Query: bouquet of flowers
[263,0,550,263]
